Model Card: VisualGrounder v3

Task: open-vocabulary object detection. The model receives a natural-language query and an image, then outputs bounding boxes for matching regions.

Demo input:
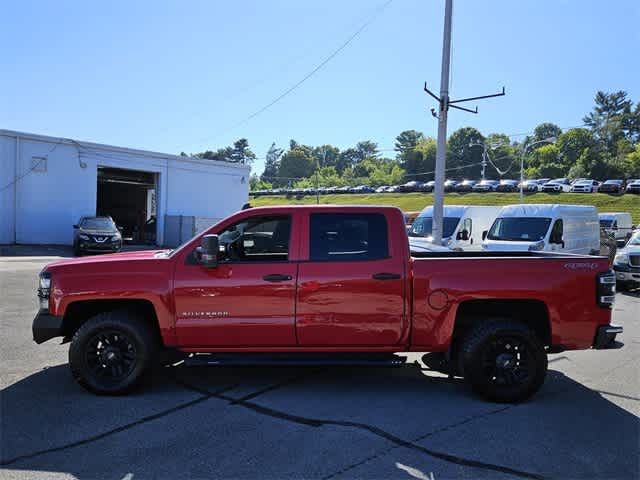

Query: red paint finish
[173,262,298,346]
[410,256,612,351]
[295,207,408,346]
[40,205,614,355]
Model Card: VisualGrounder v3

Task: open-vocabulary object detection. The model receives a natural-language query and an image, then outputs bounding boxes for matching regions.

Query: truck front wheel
[459,319,547,403]
[69,311,157,395]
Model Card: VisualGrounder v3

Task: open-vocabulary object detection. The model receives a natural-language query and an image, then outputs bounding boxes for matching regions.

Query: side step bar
[183,353,408,367]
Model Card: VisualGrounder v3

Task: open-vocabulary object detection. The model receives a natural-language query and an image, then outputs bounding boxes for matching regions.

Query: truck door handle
[372,272,401,281]
[262,274,292,282]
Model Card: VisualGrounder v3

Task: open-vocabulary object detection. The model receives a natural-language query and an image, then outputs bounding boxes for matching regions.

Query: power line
[178,0,395,152]
[0,140,64,194]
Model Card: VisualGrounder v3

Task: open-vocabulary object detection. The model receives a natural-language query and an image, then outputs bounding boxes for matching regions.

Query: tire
[458,319,547,403]
[73,244,82,257]
[69,310,158,395]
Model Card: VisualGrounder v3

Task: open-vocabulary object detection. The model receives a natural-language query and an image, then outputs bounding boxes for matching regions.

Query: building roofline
[0,128,250,171]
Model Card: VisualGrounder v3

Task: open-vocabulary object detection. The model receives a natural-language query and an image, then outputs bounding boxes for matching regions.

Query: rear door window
[310,213,388,261]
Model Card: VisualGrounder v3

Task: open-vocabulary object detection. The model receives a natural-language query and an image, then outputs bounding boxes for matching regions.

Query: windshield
[80,218,115,230]
[600,219,614,228]
[487,217,552,242]
[409,216,460,238]
[628,232,640,246]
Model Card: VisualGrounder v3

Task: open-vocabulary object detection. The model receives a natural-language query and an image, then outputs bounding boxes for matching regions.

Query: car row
[252,178,640,196]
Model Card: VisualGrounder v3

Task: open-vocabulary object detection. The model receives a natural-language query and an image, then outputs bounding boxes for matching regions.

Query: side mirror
[198,234,219,268]
[73,224,79,229]
[482,230,488,241]
[457,229,469,241]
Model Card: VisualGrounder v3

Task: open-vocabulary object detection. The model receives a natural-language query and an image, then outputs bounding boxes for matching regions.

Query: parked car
[519,179,543,193]
[386,185,402,193]
[455,179,477,193]
[613,231,640,290]
[472,179,500,193]
[399,181,426,193]
[443,179,458,192]
[599,179,625,194]
[482,204,600,255]
[72,216,122,256]
[424,180,436,192]
[496,179,519,192]
[34,205,621,402]
[350,185,375,194]
[541,178,572,193]
[624,179,640,194]
[409,205,502,251]
[599,212,634,244]
[570,179,600,193]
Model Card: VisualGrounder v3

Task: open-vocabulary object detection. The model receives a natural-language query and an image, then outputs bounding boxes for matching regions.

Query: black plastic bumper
[593,324,624,350]
[32,310,64,344]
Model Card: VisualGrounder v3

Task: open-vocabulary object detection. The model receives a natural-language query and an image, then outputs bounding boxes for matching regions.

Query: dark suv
[73,216,122,256]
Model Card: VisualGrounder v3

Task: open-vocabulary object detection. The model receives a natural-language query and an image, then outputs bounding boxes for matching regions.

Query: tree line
[185,91,639,190]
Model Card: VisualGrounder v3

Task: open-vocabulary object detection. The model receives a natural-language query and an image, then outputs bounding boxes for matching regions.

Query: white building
[0,129,250,246]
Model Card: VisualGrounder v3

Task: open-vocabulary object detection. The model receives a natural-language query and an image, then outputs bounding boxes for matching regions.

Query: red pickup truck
[33,206,622,402]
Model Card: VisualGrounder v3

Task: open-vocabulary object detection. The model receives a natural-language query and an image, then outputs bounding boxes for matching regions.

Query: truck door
[296,212,406,346]
[173,214,298,347]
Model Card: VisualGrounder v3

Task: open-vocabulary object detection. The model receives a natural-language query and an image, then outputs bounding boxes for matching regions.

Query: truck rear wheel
[459,319,547,403]
[69,310,157,395]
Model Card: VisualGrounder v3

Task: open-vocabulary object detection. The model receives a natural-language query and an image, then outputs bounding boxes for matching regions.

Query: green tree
[532,123,562,143]
[278,146,315,181]
[250,174,272,191]
[312,145,341,170]
[583,91,634,156]
[261,142,283,182]
[524,144,565,178]
[447,127,485,179]
[398,137,436,179]
[485,133,517,178]
[394,130,425,153]
[229,138,256,164]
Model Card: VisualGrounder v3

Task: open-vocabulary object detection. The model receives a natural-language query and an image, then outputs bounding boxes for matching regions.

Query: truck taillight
[596,271,616,308]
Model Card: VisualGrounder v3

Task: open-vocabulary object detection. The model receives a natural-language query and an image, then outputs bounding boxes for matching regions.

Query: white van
[482,204,600,254]
[599,212,633,242]
[408,205,502,251]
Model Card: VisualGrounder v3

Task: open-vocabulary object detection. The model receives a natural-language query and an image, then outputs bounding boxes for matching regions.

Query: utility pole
[424,0,505,245]
[431,0,452,245]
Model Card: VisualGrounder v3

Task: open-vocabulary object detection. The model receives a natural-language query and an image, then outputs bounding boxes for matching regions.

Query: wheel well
[452,299,551,347]
[62,299,161,342]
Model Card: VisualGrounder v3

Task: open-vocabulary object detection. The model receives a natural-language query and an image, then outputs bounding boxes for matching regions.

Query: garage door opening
[97,167,157,245]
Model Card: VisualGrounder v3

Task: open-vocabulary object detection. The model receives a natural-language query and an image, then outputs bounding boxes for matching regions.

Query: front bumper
[593,324,623,349]
[613,264,640,286]
[32,309,64,344]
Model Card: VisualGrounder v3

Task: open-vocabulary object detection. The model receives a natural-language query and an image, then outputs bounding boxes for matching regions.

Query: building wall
[0,130,250,246]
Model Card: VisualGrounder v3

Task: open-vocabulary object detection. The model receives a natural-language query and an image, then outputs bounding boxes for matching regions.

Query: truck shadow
[1,362,638,479]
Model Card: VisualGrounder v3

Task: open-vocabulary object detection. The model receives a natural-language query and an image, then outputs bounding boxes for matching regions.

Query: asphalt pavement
[1,253,638,480]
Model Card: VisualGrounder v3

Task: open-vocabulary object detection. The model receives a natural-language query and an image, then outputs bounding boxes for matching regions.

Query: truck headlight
[79,234,90,241]
[38,272,51,310]
[614,253,628,265]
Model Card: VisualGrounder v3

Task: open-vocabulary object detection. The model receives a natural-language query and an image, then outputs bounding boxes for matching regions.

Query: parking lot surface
[1,254,638,480]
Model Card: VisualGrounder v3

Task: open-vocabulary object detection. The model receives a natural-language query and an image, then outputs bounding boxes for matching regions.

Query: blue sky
[2,0,639,174]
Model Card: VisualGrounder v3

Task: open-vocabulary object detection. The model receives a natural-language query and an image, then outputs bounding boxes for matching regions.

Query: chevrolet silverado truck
[33,206,622,402]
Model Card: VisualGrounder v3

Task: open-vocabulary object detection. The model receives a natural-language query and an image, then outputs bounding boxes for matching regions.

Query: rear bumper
[32,310,64,344]
[593,324,623,349]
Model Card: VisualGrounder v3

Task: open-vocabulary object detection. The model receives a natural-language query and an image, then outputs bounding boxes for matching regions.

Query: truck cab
[482,204,600,254]
[409,205,501,251]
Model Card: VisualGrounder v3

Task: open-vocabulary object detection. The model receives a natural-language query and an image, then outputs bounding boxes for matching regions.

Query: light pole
[519,137,556,202]
[469,141,505,180]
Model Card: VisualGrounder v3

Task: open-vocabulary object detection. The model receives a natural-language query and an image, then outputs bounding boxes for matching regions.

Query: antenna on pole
[425,0,505,245]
